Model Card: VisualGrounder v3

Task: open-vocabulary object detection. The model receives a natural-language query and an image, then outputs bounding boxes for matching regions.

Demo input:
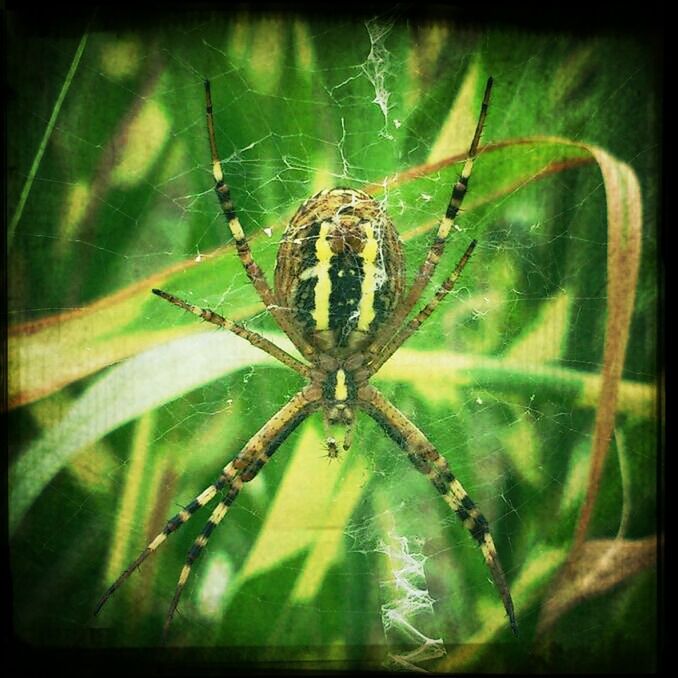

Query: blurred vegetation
[8,10,659,672]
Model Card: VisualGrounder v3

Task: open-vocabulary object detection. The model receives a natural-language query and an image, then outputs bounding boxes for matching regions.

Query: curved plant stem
[8,29,89,247]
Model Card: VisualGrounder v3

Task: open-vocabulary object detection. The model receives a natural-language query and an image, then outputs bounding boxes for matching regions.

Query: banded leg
[204,81,315,362]
[367,240,477,377]
[163,436,287,635]
[152,288,311,379]
[94,476,226,616]
[95,387,320,618]
[367,77,492,362]
[359,385,517,635]
[164,480,242,635]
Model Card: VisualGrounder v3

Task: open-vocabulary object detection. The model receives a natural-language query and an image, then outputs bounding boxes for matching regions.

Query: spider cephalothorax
[96,77,517,639]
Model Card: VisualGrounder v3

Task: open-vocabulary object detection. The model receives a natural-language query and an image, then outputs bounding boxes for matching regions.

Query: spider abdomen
[275,188,404,355]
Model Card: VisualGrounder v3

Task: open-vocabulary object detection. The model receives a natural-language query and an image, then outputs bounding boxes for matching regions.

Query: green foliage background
[8,10,659,672]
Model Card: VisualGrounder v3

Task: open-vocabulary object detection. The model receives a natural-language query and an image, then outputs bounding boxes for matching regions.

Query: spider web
[7,9,660,672]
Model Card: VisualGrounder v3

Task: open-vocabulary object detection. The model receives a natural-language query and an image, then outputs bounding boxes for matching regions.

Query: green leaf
[9,331,281,533]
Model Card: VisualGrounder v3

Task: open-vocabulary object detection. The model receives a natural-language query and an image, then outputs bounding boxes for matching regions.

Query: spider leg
[358,385,517,635]
[152,288,311,379]
[95,387,320,619]
[162,388,319,635]
[94,477,225,616]
[367,239,477,376]
[367,77,492,361]
[163,479,242,636]
[204,81,315,362]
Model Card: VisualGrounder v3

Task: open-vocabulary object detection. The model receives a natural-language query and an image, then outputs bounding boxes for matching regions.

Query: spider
[95,77,517,638]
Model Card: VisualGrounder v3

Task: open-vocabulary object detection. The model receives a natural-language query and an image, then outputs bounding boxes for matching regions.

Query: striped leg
[164,480,242,635]
[204,81,315,362]
[152,288,311,379]
[162,389,317,634]
[367,240,477,376]
[95,388,320,619]
[359,385,517,635]
[94,477,226,616]
[367,77,492,362]
[162,438,284,634]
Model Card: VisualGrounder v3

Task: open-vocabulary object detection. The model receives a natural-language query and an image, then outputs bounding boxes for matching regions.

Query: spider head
[323,404,355,457]
[326,402,354,426]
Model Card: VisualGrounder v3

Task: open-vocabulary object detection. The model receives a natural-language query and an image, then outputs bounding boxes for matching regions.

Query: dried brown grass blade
[571,147,644,549]
[537,536,657,634]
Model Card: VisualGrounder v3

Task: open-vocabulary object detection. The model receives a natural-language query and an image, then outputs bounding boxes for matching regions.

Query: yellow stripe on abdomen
[357,224,379,331]
[311,221,333,330]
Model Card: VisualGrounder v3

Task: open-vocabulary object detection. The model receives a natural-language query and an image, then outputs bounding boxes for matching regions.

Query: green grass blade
[8,29,89,247]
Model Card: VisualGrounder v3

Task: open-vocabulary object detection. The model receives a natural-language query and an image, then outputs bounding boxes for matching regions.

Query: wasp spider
[95,78,517,637]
